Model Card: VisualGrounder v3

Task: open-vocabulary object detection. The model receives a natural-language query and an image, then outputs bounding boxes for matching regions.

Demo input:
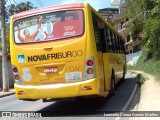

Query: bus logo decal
[27,50,83,62]
[18,54,25,63]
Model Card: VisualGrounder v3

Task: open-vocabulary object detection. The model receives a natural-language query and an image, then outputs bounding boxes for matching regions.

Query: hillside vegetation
[128,50,160,79]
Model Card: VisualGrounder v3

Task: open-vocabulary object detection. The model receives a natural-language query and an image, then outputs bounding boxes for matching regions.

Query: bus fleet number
[70,65,82,72]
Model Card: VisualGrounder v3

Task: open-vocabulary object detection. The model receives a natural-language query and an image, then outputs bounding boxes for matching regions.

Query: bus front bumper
[14,78,99,100]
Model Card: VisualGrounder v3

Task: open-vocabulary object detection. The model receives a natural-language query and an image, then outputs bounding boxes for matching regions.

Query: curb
[0,91,15,98]
[0,92,15,98]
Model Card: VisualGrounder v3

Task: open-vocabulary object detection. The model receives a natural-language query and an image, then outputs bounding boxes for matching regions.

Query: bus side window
[107,29,112,52]
[117,36,121,53]
[103,27,108,52]
[119,38,122,54]
[122,40,125,54]
[119,38,125,54]
[105,27,110,52]
[113,33,118,53]
[99,28,106,52]
[92,12,102,52]
[110,30,115,53]
[97,20,106,53]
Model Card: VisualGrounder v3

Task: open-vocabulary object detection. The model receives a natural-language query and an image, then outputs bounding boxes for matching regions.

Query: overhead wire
[38,0,45,7]
[36,0,45,7]
[12,0,18,5]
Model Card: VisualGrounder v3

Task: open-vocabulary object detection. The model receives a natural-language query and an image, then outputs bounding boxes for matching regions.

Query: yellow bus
[10,3,126,101]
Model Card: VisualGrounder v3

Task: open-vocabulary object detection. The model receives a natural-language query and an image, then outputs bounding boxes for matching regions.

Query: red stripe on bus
[13,3,84,19]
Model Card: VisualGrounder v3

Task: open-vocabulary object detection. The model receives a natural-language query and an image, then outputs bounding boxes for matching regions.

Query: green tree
[4,1,36,51]
[143,0,160,59]
[126,0,145,41]
[7,1,36,15]
[126,0,160,59]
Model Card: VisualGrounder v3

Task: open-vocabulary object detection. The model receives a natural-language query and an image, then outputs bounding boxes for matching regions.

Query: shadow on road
[38,97,112,116]
[128,85,141,111]
[37,75,138,117]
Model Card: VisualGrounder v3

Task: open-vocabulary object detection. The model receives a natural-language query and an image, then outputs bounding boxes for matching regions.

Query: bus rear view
[11,3,126,101]
[10,3,101,101]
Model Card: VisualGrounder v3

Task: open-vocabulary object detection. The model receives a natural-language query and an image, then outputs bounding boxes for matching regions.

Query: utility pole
[0,0,9,92]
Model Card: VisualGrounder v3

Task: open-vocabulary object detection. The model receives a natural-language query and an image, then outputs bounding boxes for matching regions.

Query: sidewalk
[130,71,160,120]
[130,71,160,111]
[0,88,15,98]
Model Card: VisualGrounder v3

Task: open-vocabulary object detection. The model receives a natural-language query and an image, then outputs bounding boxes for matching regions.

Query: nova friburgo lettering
[28,50,83,62]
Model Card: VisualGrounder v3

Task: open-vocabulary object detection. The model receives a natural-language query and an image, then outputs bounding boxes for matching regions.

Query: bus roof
[12,3,85,19]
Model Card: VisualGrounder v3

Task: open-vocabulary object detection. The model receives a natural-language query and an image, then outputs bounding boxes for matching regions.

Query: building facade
[99,0,141,54]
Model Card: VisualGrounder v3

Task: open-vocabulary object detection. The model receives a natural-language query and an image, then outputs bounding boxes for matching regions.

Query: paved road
[0,74,136,119]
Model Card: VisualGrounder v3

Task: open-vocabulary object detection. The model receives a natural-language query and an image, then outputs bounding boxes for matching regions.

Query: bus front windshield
[13,10,84,44]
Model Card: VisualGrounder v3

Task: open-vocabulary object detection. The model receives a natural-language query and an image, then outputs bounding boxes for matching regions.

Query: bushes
[136,73,145,86]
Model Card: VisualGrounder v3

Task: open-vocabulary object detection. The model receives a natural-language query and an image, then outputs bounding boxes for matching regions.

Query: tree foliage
[7,1,36,15]
[144,0,160,59]
[126,0,160,59]
[126,0,144,41]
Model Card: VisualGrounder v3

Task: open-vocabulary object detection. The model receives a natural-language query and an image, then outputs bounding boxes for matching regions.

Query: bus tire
[110,71,115,96]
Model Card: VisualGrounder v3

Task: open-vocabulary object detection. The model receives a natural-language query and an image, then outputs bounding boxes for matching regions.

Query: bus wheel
[110,72,115,96]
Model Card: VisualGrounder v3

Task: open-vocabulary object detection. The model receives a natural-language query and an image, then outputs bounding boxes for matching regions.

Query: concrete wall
[0,60,14,88]
[126,50,142,65]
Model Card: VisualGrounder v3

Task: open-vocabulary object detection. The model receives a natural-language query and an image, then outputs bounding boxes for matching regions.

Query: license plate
[44,67,58,73]
[65,72,82,82]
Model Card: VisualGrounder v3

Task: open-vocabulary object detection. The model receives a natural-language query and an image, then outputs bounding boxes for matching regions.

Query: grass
[128,50,160,80]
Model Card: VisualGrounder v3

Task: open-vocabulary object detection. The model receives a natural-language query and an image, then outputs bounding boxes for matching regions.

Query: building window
[130,50,132,53]
[121,21,124,29]
[127,35,130,42]
[125,44,128,51]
